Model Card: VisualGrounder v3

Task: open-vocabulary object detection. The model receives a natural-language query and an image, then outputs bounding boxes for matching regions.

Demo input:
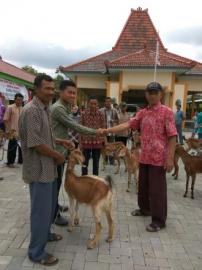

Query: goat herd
[1,130,202,249]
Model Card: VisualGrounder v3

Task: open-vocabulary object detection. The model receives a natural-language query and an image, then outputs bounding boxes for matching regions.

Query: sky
[1,0,202,76]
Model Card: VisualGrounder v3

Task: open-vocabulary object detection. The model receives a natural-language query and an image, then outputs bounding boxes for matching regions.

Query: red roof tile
[114,8,165,52]
[108,49,195,69]
[61,7,202,74]
[0,59,35,83]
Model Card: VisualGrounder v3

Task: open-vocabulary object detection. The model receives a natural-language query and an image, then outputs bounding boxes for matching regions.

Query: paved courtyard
[1,145,202,270]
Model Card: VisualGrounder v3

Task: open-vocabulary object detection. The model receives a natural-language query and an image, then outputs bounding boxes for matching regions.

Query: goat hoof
[183,194,187,198]
[174,177,178,180]
[74,218,79,225]
[126,189,130,192]
[106,237,113,243]
[67,226,73,232]
[87,240,96,249]
[191,196,194,199]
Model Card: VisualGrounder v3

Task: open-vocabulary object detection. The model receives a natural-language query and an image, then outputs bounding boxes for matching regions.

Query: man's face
[88,99,98,111]
[60,86,76,105]
[36,80,55,104]
[145,90,162,106]
[15,97,23,107]
[105,99,111,109]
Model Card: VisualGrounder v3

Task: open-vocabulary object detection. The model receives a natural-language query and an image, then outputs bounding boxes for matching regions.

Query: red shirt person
[79,96,104,176]
[101,82,177,232]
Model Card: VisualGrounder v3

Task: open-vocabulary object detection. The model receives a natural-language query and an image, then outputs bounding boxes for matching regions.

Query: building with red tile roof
[60,7,202,118]
[0,57,35,101]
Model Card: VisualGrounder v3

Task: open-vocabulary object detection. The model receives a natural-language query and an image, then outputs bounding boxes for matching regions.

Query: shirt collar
[33,96,49,111]
[147,102,162,111]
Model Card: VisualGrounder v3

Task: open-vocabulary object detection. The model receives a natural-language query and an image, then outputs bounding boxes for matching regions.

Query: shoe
[59,205,69,212]
[131,209,151,216]
[146,223,165,232]
[30,253,59,266]
[55,215,68,226]
[7,164,19,168]
[48,233,62,242]
[0,177,3,181]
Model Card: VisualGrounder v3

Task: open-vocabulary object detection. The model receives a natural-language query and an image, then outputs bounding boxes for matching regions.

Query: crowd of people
[0,74,202,266]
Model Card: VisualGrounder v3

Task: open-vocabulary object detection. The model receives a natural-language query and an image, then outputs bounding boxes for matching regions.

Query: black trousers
[82,148,101,176]
[7,138,22,165]
[54,164,64,219]
[138,163,167,227]
[115,136,127,146]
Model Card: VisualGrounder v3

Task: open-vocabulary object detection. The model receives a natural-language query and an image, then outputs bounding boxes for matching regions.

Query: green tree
[22,65,38,75]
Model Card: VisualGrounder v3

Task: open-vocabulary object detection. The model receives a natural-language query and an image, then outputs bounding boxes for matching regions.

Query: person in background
[100,82,177,232]
[191,110,198,138]
[0,93,6,131]
[197,111,202,139]
[79,96,104,175]
[174,104,185,145]
[51,80,99,226]
[4,93,23,167]
[115,102,130,146]
[100,97,119,165]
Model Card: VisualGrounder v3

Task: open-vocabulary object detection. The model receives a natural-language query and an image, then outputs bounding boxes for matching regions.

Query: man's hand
[54,152,65,165]
[96,128,108,136]
[164,157,174,173]
[55,139,75,150]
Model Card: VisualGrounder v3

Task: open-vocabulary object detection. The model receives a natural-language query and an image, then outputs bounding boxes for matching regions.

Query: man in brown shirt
[4,93,23,167]
[19,74,73,266]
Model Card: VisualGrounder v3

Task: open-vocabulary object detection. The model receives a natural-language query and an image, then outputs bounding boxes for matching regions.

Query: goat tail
[105,175,113,189]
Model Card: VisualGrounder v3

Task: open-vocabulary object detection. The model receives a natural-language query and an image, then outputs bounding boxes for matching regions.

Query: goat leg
[105,209,114,243]
[67,197,76,232]
[183,174,189,198]
[74,201,80,225]
[126,173,131,192]
[114,156,120,174]
[87,206,102,249]
[191,174,196,199]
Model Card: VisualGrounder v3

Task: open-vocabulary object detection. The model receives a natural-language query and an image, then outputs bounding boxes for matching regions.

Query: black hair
[105,97,111,101]
[14,93,24,100]
[59,80,76,91]
[34,74,53,89]
[88,96,98,102]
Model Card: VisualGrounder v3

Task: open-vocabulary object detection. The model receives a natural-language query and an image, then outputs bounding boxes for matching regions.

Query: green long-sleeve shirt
[51,99,96,155]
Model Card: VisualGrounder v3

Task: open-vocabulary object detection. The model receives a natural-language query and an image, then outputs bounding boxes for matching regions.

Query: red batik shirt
[129,102,177,166]
[79,109,105,149]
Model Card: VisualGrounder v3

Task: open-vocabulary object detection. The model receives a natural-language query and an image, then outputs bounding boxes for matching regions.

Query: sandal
[31,253,59,266]
[48,233,62,242]
[146,223,164,232]
[131,209,151,216]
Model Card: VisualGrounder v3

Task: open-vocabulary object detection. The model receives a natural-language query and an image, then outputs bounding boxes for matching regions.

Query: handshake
[96,128,109,136]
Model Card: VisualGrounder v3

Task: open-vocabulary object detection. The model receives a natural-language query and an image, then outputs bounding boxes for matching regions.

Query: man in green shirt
[51,80,98,226]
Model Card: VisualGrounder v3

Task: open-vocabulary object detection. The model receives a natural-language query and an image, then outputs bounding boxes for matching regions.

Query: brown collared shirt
[19,96,57,184]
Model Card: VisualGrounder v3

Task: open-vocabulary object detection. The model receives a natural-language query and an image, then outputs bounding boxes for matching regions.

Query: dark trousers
[115,136,127,146]
[54,164,64,219]
[28,180,57,261]
[176,125,184,144]
[0,122,5,131]
[138,163,167,227]
[82,148,101,176]
[106,136,115,165]
[7,138,23,165]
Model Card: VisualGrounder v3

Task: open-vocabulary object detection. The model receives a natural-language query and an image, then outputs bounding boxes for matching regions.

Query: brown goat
[175,144,202,199]
[172,138,202,180]
[185,138,202,155]
[101,138,126,174]
[124,147,140,192]
[64,149,114,249]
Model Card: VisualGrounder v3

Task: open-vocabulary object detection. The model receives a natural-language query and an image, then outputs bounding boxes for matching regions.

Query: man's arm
[165,136,176,172]
[104,122,130,134]
[53,106,97,135]
[35,144,65,165]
